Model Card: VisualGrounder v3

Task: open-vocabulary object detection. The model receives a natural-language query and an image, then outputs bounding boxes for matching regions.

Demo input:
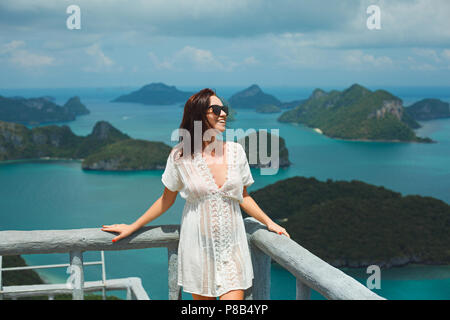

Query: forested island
[1,120,291,171]
[405,98,450,120]
[228,84,304,110]
[113,82,307,119]
[247,176,450,268]
[112,82,194,105]
[0,95,90,125]
[277,84,435,143]
[0,120,171,171]
[237,130,291,168]
[255,104,282,113]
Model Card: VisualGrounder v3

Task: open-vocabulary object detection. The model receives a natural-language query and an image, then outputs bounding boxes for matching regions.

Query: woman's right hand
[101,224,135,242]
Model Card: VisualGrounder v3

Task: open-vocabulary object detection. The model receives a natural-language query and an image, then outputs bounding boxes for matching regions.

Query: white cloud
[412,48,441,63]
[42,40,67,50]
[1,0,449,51]
[405,48,450,70]
[82,43,116,72]
[10,50,54,68]
[148,51,175,70]
[266,0,450,50]
[176,46,226,71]
[442,49,450,60]
[0,0,356,38]
[149,46,242,72]
[345,50,393,67]
[1,1,449,87]
[271,34,394,70]
[148,47,259,72]
[0,40,25,53]
[242,56,259,65]
[0,40,54,68]
[410,63,437,71]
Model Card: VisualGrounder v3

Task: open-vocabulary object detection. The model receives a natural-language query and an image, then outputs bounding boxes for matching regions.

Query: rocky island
[0,95,90,125]
[0,120,172,171]
[112,82,194,105]
[278,84,434,143]
[228,84,305,110]
[237,130,291,168]
[405,98,450,120]
[228,84,282,109]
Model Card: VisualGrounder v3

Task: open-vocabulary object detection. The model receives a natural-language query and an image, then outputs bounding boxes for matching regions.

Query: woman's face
[206,95,227,133]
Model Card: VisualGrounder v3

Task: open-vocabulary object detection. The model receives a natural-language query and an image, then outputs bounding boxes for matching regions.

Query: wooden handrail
[0,218,385,300]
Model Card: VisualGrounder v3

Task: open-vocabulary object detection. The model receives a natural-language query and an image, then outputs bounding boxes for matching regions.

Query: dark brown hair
[175,88,221,159]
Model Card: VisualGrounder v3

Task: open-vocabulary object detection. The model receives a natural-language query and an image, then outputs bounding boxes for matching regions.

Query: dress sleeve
[161,151,183,192]
[238,143,255,188]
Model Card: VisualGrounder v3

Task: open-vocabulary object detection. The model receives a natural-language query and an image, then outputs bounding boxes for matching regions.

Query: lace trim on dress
[220,143,240,289]
[193,142,241,291]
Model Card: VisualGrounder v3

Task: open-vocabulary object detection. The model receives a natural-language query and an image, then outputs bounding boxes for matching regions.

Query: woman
[101,88,289,300]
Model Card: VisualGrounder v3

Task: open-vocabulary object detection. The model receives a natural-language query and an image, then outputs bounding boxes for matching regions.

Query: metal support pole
[167,243,181,300]
[245,242,271,300]
[296,279,311,300]
[101,251,106,300]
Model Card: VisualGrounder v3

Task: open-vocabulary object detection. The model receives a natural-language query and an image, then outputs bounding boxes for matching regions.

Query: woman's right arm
[101,187,178,242]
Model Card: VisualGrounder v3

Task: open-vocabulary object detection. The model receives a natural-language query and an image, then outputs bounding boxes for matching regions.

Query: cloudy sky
[1,0,449,88]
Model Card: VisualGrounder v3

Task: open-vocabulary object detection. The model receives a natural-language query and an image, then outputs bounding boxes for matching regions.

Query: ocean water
[0,86,449,300]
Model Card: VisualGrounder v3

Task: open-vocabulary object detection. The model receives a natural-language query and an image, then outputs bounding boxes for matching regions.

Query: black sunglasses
[207,105,229,116]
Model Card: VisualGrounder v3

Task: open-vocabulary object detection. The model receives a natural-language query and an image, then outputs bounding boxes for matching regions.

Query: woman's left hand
[267,221,290,238]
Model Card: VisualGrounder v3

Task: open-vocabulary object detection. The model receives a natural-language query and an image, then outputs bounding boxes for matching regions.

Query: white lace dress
[161,140,255,297]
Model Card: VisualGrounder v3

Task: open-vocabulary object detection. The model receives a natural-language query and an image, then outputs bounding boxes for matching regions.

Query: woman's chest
[203,155,228,188]
[178,149,241,193]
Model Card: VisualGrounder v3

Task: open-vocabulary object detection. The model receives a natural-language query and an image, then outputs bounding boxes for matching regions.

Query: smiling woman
[101,88,289,301]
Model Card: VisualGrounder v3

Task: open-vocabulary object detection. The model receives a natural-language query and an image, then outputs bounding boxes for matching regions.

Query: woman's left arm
[240,186,290,238]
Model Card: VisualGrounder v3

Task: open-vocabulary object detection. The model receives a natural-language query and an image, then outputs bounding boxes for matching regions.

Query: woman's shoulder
[169,142,183,162]
[226,140,242,150]
[171,142,195,163]
[228,140,245,154]
[226,140,245,165]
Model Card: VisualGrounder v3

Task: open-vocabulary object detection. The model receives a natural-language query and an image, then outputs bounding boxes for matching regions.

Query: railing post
[126,286,132,300]
[101,251,106,300]
[167,243,181,300]
[245,241,271,300]
[296,279,311,300]
[69,251,84,300]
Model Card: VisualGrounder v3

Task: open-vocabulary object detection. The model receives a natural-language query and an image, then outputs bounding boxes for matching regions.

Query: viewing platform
[0,218,385,300]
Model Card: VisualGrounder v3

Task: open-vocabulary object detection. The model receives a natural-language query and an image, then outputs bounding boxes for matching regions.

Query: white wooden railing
[0,251,148,300]
[0,218,385,300]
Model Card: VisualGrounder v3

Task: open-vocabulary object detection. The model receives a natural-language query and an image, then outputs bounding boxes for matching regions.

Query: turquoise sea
[0,86,449,300]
